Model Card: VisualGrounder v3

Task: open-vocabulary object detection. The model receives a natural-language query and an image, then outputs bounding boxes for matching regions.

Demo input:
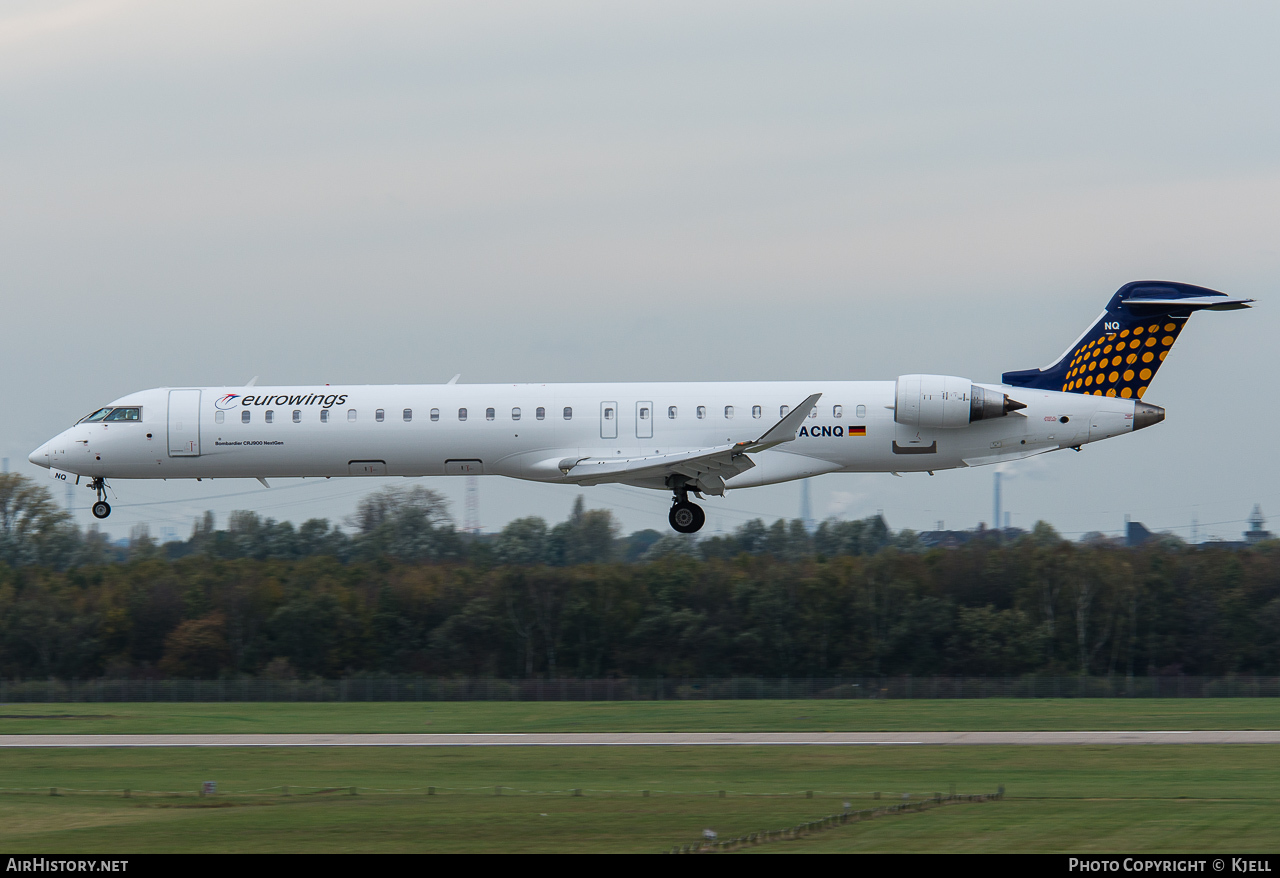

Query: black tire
[92,501,111,520]
[669,501,705,534]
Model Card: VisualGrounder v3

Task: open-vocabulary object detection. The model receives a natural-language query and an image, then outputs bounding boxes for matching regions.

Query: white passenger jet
[29,282,1251,533]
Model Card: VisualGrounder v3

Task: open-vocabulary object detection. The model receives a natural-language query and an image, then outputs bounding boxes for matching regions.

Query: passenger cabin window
[215,411,225,425]
[242,411,251,424]
[724,405,734,419]
[780,405,790,417]
[563,407,573,420]
[808,407,817,418]
[512,407,521,420]
[697,406,706,419]
[375,409,385,422]
[104,407,141,421]
[321,409,330,423]
[856,404,866,418]
[668,406,677,419]
[81,407,114,423]
[536,407,545,420]
[348,409,357,422]
[603,406,614,420]
[639,406,650,420]
[752,405,762,419]
[293,410,301,423]
[458,408,468,421]
[403,409,412,422]
[486,408,495,421]
[431,408,440,422]
[833,405,843,418]
[265,410,274,424]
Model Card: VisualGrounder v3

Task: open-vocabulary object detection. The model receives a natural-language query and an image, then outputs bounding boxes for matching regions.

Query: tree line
[1,472,1277,680]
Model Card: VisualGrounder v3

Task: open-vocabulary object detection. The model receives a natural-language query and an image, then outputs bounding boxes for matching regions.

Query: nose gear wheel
[89,477,112,519]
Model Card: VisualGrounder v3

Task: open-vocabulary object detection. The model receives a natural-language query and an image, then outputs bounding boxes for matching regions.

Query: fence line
[0,676,1278,702]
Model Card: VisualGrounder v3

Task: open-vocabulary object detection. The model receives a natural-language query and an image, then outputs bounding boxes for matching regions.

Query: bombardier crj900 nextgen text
[29,282,1253,533]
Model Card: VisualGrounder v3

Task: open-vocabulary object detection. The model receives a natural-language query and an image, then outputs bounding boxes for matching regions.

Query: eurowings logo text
[215,394,241,411]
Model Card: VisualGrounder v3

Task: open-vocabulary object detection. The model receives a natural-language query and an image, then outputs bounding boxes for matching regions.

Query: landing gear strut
[667,481,706,534]
[89,478,111,520]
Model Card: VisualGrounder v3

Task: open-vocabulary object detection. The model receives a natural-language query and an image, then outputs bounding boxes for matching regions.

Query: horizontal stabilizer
[1120,295,1254,311]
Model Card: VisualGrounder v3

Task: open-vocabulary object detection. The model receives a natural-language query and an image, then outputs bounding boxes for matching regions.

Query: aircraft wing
[560,393,822,493]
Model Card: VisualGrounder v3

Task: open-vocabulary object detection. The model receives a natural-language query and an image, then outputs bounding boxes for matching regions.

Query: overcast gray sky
[3,0,1277,542]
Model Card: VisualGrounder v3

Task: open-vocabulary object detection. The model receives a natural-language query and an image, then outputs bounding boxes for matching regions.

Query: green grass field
[0,745,1275,852]
[2,701,1277,852]
[1,698,1278,734]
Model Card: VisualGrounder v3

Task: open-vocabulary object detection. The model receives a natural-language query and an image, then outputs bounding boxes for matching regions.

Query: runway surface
[0,731,1278,747]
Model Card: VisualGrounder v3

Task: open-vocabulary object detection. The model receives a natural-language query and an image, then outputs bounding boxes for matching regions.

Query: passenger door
[168,390,201,457]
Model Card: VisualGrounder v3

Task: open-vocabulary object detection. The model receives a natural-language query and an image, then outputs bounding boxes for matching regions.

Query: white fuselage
[30,381,1139,490]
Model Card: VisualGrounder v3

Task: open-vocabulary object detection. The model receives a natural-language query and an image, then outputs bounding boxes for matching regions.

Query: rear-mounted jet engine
[894,374,1026,429]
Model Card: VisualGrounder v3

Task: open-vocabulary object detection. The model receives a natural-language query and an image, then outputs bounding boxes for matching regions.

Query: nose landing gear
[89,478,111,519]
[667,479,706,534]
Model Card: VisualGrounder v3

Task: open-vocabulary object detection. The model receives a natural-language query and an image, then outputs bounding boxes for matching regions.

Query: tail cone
[1134,402,1165,431]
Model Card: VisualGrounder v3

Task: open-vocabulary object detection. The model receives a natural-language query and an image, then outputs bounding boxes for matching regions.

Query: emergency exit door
[635,401,653,439]
[168,390,201,457]
[600,401,618,439]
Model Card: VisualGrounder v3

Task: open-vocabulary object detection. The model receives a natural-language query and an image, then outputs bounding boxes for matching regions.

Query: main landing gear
[89,478,111,520]
[667,481,706,534]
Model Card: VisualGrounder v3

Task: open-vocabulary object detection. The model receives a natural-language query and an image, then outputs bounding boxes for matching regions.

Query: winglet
[447,374,461,385]
[256,477,270,488]
[747,393,823,451]
[245,376,258,387]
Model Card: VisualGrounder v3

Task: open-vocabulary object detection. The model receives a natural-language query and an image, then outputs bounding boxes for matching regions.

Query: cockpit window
[81,407,141,423]
[104,407,141,421]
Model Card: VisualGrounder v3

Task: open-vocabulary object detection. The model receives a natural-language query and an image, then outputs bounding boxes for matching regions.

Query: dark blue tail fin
[1002,281,1252,399]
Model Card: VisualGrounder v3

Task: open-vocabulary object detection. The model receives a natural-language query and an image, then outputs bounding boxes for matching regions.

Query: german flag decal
[848,425,867,437]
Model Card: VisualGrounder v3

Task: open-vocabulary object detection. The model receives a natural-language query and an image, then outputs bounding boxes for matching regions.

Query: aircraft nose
[28,443,49,469]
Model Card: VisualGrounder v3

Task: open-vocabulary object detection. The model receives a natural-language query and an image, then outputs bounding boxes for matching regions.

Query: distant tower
[1245,504,1273,544]
[464,475,480,534]
[1,458,8,473]
[799,479,813,531]
[993,471,1002,532]
[1191,514,1199,545]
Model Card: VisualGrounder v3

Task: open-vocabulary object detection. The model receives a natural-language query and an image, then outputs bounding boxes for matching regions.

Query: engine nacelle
[894,374,1025,429]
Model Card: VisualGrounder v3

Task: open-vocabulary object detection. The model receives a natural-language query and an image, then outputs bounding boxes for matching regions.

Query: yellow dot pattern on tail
[1059,320,1184,397]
